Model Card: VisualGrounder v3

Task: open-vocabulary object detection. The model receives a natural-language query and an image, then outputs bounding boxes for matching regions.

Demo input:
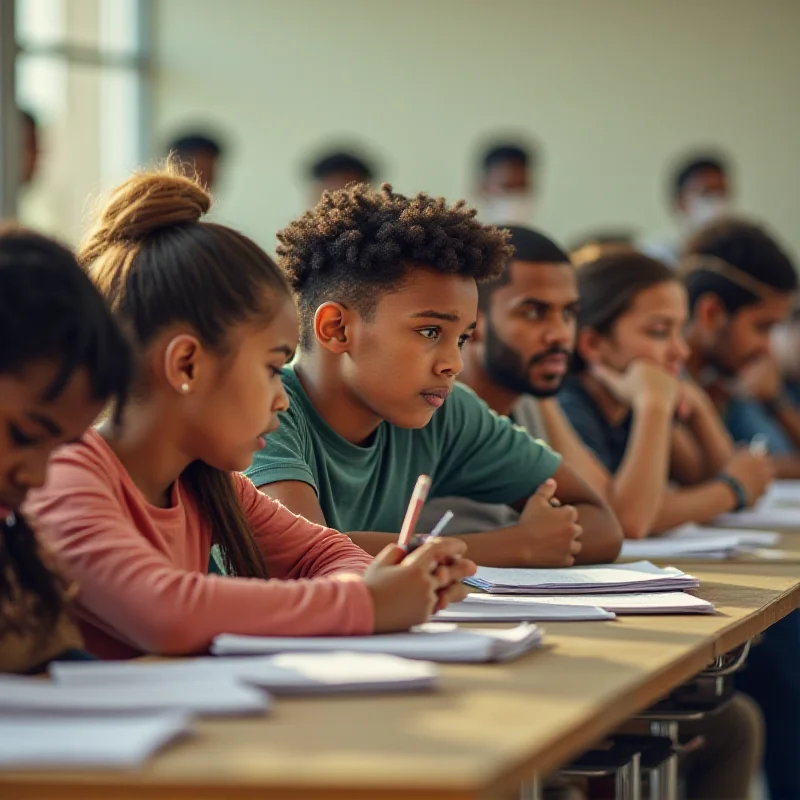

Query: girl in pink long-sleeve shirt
[26,166,473,660]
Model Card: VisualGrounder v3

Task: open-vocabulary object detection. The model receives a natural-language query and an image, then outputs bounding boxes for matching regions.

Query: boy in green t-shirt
[246,184,622,566]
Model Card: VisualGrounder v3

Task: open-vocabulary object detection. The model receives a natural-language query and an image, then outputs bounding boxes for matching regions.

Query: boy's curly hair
[277,183,513,347]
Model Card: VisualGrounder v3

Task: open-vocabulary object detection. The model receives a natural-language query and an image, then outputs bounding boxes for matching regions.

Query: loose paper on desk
[433,600,615,622]
[0,674,268,716]
[715,507,800,529]
[0,711,190,769]
[666,523,780,547]
[761,480,800,507]
[52,652,439,696]
[212,623,544,663]
[620,535,743,561]
[620,524,779,561]
[465,591,715,615]
[465,561,699,595]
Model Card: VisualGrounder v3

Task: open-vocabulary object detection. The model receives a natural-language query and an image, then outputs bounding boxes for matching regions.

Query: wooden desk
[3,567,798,800]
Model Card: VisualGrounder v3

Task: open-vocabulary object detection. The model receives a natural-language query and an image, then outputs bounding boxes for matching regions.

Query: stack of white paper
[667,523,780,547]
[761,480,800,507]
[464,591,715,615]
[0,712,190,769]
[0,674,269,717]
[52,652,439,696]
[620,524,780,560]
[620,535,743,560]
[715,507,800,529]
[433,600,616,622]
[465,561,699,595]
[212,622,544,663]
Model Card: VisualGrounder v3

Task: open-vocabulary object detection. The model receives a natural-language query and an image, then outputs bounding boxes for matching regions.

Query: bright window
[15,0,149,243]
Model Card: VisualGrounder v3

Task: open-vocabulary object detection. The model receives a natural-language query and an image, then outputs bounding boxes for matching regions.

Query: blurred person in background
[15,109,66,242]
[644,152,733,267]
[306,149,375,206]
[19,109,39,187]
[477,140,537,225]
[717,306,800,465]
[682,218,798,476]
[770,307,800,403]
[682,217,800,800]
[167,132,225,192]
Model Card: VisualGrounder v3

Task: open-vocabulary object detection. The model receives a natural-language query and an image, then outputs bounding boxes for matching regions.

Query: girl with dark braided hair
[0,227,133,672]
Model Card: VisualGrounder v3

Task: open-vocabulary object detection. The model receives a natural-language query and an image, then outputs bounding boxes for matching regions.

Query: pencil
[749,434,768,456]
[428,510,454,538]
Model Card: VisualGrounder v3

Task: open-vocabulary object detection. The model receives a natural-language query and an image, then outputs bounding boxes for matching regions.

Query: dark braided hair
[0,228,133,637]
[277,183,514,348]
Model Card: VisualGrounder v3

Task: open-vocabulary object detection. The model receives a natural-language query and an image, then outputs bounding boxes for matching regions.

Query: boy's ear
[314,302,354,354]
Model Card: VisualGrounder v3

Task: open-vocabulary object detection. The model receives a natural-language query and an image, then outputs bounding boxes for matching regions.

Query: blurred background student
[644,152,734,266]
[476,138,538,225]
[306,148,376,206]
[166,131,226,192]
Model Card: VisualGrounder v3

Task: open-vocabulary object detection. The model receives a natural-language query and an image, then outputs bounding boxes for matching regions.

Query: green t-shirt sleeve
[244,406,318,493]
[431,384,561,506]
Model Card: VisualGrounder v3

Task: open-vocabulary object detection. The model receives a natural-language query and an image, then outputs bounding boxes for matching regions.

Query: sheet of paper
[0,712,191,769]
[620,535,743,560]
[761,480,800,507]
[666,523,780,547]
[0,674,269,716]
[433,600,615,622]
[465,561,699,594]
[715,507,800,529]
[52,652,439,695]
[212,622,544,663]
[466,591,714,615]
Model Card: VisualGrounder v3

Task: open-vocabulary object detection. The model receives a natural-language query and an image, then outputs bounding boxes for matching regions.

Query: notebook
[0,674,269,717]
[465,591,715,615]
[465,561,700,595]
[0,712,190,769]
[433,600,615,622]
[52,652,439,696]
[212,622,544,663]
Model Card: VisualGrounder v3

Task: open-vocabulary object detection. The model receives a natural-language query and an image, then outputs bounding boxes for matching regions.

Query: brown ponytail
[79,163,291,579]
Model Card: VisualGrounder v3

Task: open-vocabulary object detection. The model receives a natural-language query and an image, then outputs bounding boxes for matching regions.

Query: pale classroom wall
[155,0,798,258]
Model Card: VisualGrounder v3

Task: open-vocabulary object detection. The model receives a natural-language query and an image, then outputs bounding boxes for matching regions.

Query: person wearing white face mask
[643,152,733,267]
[677,156,732,231]
[476,141,537,225]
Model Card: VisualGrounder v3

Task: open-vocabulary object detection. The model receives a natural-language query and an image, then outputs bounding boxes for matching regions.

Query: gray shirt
[417,395,548,535]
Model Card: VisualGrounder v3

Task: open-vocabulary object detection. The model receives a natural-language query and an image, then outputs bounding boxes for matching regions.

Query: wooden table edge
[3,579,798,800]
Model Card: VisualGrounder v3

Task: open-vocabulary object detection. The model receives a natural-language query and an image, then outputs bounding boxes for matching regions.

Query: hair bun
[81,164,211,259]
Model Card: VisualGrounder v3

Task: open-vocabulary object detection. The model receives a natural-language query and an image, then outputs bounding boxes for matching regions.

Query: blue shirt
[725,398,795,455]
[557,377,633,472]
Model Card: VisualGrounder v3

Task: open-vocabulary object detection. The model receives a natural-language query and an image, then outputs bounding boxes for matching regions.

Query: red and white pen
[397,474,432,551]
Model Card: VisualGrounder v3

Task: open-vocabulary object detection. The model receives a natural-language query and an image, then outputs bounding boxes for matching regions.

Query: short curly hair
[277,183,513,347]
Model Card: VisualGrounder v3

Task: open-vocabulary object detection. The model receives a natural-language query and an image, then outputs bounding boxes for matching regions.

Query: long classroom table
[2,562,798,800]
